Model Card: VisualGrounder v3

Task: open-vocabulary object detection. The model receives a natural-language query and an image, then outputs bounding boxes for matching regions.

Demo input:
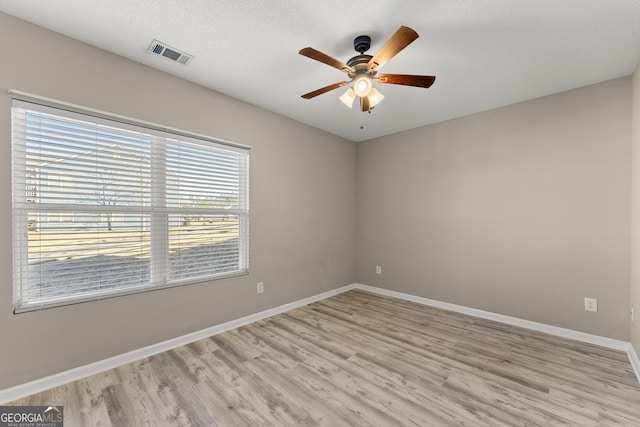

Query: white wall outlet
[257,282,264,294]
[376,265,382,275]
[632,307,635,322]
[584,297,598,312]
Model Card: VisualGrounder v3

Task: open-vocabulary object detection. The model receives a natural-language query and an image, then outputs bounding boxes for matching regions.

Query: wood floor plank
[444,369,596,426]
[242,355,344,426]
[6,289,640,426]
[205,346,311,426]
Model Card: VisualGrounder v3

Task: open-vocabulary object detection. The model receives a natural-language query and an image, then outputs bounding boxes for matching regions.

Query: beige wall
[356,78,632,340]
[0,13,356,389]
[632,63,640,352]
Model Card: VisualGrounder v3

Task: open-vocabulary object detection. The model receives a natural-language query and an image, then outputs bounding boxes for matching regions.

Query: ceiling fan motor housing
[346,54,374,78]
[347,54,373,68]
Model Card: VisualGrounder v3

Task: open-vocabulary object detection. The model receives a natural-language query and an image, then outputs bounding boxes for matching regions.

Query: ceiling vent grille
[147,39,193,65]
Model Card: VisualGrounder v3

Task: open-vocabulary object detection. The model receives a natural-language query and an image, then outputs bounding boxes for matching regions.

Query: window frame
[11,96,250,313]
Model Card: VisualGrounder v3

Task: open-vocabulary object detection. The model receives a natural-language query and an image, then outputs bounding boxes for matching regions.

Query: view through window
[12,99,249,312]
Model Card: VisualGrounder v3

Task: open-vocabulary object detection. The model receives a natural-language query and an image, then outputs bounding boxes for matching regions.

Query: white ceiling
[1,1,640,142]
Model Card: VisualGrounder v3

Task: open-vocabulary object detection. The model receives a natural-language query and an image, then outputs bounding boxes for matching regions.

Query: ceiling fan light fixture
[353,75,372,97]
[339,87,357,108]
[368,87,384,108]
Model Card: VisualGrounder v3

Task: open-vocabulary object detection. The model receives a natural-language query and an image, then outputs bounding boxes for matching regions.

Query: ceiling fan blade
[299,47,355,74]
[301,81,349,99]
[378,74,436,88]
[360,96,370,112]
[367,26,419,72]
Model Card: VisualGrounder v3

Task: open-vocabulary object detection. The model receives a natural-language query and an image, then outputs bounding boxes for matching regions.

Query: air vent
[147,39,193,65]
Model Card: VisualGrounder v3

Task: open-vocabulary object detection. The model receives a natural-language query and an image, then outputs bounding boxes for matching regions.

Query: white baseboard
[353,284,629,350]
[0,284,356,404]
[629,344,640,382]
[352,283,640,383]
[2,282,637,403]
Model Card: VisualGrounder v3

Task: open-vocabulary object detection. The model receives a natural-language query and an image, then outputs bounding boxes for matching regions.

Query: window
[11,99,249,312]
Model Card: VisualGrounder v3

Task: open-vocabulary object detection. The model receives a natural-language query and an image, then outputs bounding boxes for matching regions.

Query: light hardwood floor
[8,290,640,426]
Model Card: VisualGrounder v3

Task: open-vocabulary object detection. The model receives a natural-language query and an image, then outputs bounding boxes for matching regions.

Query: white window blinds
[11,99,249,312]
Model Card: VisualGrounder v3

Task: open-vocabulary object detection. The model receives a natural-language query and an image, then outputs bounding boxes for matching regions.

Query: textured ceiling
[1,0,640,142]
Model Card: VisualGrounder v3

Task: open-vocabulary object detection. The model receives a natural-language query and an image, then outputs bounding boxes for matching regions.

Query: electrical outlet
[632,307,635,322]
[257,282,264,294]
[376,265,382,275]
[584,297,598,312]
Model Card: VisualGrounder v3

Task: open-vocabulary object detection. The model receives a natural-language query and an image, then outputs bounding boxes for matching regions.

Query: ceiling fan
[299,26,436,112]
